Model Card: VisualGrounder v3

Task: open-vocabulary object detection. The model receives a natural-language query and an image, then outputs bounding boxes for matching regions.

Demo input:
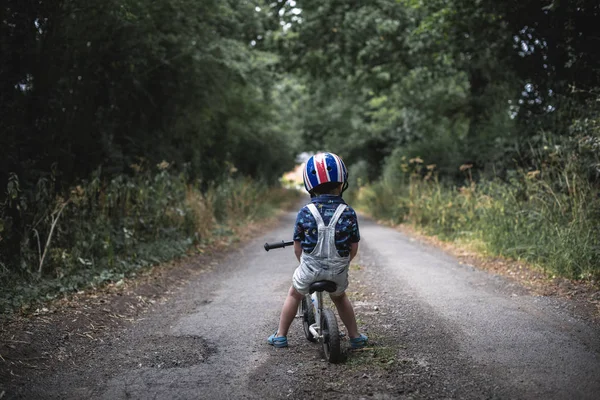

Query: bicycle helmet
[303,152,349,195]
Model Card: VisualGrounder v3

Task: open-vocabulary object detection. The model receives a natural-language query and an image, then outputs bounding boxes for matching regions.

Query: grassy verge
[350,163,600,282]
[0,168,300,313]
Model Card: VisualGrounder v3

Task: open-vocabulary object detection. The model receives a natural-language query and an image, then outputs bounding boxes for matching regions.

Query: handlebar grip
[264,240,294,251]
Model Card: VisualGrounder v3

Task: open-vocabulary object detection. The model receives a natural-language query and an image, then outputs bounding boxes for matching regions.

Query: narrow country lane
[8,209,600,399]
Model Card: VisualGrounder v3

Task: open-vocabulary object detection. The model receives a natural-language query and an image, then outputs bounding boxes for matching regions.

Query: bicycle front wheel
[321,309,341,363]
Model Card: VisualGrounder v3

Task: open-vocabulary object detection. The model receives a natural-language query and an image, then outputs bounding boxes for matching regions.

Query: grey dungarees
[292,204,350,296]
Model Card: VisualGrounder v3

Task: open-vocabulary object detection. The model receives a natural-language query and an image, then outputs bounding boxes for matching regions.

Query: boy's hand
[349,242,359,262]
[294,241,302,262]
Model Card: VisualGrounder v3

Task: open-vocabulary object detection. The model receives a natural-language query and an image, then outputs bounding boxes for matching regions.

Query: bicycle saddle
[308,280,337,294]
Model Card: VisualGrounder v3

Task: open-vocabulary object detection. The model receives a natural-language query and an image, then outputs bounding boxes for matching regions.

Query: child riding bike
[268,152,368,349]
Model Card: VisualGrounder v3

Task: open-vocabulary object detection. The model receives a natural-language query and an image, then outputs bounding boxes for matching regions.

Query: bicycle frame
[307,291,323,339]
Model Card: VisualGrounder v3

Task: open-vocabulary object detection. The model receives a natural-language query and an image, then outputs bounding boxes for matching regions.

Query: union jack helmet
[303,152,348,193]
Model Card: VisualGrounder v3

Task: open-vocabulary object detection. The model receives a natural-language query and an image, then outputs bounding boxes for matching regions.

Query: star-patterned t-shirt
[293,194,360,257]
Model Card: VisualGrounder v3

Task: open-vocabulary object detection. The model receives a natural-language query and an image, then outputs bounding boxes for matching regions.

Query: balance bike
[264,240,342,363]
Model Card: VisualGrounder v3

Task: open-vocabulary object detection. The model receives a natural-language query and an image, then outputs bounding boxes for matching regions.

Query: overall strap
[327,204,348,228]
[306,203,325,228]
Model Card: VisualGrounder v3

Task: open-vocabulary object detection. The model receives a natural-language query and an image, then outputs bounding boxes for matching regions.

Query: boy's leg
[276,286,303,337]
[329,292,360,339]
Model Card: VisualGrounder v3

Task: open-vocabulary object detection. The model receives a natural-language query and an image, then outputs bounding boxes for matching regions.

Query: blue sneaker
[267,332,288,348]
[350,333,368,349]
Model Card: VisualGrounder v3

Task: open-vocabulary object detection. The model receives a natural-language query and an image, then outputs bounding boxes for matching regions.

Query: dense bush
[0,0,302,311]
[0,0,297,276]
[0,166,299,312]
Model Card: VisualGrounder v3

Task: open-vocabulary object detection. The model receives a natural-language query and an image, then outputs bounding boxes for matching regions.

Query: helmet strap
[341,181,349,196]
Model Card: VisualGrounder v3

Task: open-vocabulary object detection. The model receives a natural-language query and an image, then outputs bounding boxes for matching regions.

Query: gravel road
[6,208,600,399]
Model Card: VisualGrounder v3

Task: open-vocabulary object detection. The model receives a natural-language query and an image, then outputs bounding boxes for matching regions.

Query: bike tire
[301,295,317,342]
[321,309,341,363]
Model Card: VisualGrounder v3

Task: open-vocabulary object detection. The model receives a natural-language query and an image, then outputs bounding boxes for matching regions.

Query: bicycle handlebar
[264,240,294,252]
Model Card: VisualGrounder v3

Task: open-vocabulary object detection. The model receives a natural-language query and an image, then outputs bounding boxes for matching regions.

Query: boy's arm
[347,207,360,262]
[349,242,359,262]
[294,240,302,262]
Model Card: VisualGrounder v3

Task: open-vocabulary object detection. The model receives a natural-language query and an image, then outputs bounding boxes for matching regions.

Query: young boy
[268,152,368,349]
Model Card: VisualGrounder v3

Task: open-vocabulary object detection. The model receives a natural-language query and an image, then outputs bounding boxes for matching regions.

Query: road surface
[7,209,600,399]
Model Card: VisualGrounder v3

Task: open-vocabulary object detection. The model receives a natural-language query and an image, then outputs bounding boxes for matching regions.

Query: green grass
[353,169,600,281]
[345,333,400,369]
[349,263,363,271]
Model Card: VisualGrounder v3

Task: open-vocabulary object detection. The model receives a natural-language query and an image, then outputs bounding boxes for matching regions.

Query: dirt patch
[0,212,288,395]
[115,334,216,369]
[394,223,600,325]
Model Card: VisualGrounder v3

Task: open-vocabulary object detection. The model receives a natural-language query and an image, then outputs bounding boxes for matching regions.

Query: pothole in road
[121,335,216,369]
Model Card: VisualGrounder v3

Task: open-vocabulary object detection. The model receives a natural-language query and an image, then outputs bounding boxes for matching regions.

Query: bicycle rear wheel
[321,309,341,363]
[301,295,317,342]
